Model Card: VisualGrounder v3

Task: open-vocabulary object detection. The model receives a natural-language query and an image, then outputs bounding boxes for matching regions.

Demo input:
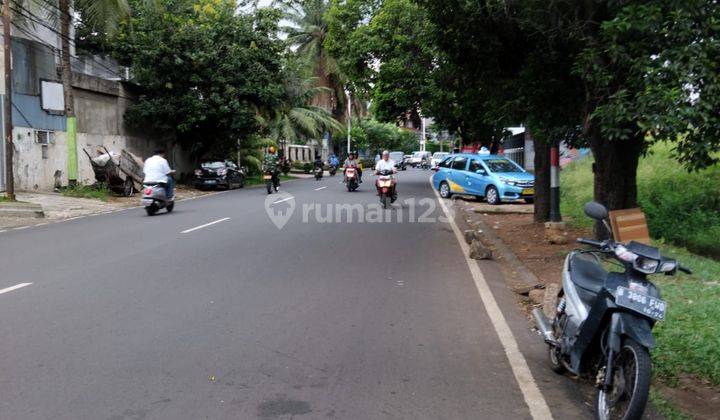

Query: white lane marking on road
[273,196,294,204]
[12,226,30,230]
[431,178,554,420]
[181,217,230,234]
[314,186,327,191]
[0,230,6,233]
[0,283,32,295]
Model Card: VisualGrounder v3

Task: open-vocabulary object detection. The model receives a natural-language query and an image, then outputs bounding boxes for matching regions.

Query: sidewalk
[0,186,211,230]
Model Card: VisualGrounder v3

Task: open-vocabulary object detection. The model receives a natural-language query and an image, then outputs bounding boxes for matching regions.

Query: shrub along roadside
[60,185,110,202]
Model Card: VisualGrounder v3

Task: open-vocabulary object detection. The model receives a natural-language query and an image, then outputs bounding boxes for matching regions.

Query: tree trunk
[586,120,643,238]
[60,0,78,184]
[533,138,551,223]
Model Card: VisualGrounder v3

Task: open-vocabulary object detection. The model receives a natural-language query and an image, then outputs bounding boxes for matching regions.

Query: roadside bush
[302,162,313,173]
[561,143,720,259]
[360,158,376,169]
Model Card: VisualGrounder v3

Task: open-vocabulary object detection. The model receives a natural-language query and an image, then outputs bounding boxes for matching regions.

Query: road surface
[0,169,589,419]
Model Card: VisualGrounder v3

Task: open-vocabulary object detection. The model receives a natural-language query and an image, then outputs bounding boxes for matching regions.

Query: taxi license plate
[616,286,667,320]
[522,188,534,195]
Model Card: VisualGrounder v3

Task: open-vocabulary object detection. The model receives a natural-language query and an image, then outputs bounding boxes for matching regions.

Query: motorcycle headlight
[194,169,203,176]
[659,260,678,273]
[218,168,228,176]
[633,256,660,274]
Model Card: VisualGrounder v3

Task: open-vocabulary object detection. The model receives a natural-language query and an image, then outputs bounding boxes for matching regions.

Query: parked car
[389,151,407,170]
[432,153,534,204]
[194,160,245,189]
[430,152,449,168]
[409,151,431,167]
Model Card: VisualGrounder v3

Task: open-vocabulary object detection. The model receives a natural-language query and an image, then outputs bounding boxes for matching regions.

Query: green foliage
[61,185,110,201]
[561,143,720,258]
[114,0,285,157]
[349,118,418,154]
[262,74,343,145]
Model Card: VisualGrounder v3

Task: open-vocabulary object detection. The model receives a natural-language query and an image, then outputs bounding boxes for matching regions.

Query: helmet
[269,146,276,153]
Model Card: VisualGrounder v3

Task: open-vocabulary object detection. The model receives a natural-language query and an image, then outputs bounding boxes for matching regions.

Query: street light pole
[2,0,15,200]
[345,89,351,154]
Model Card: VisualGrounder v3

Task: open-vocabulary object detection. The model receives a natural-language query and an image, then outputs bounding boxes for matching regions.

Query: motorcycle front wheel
[266,182,273,194]
[595,338,651,420]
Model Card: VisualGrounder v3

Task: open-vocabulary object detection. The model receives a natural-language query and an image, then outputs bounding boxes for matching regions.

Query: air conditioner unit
[35,130,55,145]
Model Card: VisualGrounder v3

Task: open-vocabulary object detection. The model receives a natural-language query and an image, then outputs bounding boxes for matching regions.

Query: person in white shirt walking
[143,149,175,200]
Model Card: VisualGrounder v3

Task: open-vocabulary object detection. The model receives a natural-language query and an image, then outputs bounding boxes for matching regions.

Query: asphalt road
[0,169,590,419]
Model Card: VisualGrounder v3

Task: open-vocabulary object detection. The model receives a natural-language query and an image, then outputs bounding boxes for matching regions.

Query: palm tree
[263,76,344,154]
[278,0,347,118]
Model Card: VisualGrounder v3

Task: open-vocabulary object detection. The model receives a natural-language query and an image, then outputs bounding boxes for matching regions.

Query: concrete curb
[0,202,45,218]
[455,200,542,294]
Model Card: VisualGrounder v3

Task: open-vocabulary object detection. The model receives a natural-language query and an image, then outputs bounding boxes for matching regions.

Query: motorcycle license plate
[204,179,216,184]
[263,175,272,180]
[141,199,153,205]
[522,188,534,195]
[616,286,667,320]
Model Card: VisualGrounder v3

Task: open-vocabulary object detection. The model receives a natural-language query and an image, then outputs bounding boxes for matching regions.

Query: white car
[409,151,431,167]
[430,152,449,168]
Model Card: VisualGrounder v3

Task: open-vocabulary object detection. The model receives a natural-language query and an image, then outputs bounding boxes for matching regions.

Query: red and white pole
[550,145,561,222]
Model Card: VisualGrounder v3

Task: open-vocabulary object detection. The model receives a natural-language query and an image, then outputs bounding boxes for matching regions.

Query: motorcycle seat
[144,181,166,186]
[569,253,607,294]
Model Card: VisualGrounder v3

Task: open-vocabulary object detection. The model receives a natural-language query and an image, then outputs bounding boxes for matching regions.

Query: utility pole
[59,0,77,186]
[3,0,15,200]
[420,117,426,152]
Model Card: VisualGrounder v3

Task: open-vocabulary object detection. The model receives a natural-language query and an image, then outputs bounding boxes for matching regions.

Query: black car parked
[194,160,245,189]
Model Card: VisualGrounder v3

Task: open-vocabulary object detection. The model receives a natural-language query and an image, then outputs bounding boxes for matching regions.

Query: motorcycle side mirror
[584,201,609,221]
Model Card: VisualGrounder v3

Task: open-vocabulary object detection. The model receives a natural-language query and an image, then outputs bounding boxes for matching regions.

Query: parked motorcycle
[532,202,690,420]
[420,160,430,170]
[141,182,174,216]
[264,169,279,194]
[375,169,397,208]
[314,166,323,181]
[345,167,359,192]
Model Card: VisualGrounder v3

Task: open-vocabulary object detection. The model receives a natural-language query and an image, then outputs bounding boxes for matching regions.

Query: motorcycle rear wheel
[595,338,651,420]
[145,205,158,216]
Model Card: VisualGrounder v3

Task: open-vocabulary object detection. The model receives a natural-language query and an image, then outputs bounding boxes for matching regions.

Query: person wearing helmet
[344,152,362,183]
[263,146,280,188]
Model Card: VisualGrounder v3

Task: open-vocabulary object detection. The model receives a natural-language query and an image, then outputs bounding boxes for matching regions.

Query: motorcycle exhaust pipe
[532,308,557,345]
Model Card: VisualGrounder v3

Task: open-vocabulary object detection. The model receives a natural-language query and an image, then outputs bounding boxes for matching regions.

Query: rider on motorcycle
[375,150,397,197]
[344,152,362,183]
[143,149,175,200]
[263,146,279,187]
[329,154,339,170]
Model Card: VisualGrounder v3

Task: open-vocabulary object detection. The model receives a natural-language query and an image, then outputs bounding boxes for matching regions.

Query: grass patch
[561,142,720,258]
[60,185,110,202]
[651,241,720,386]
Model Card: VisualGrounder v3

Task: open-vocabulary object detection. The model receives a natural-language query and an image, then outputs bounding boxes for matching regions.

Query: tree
[262,75,344,150]
[113,0,286,158]
[280,0,351,121]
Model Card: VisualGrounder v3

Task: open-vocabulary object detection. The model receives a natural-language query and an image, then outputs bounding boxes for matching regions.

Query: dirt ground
[476,211,587,287]
[472,209,719,419]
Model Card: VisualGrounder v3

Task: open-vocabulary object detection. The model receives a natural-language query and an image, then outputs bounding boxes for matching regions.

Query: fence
[504,147,525,168]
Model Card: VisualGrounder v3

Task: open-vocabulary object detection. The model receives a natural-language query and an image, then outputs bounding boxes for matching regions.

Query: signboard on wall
[40,80,65,113]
